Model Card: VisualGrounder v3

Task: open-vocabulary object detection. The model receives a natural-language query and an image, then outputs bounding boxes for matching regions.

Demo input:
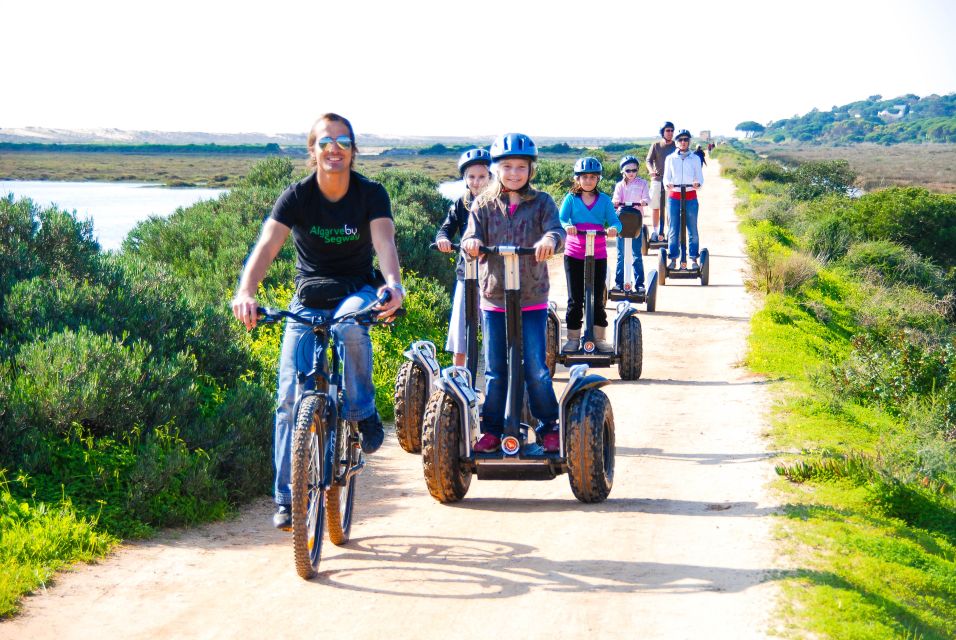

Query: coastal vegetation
[741,92,956,144]
[715,141,956,638]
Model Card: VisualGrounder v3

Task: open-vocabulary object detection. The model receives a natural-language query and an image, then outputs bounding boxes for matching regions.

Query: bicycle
[256,292,402,579]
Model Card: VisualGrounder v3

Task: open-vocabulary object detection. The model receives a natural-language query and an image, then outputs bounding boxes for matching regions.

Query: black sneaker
[273,504,292,530]
[358,413,385,454]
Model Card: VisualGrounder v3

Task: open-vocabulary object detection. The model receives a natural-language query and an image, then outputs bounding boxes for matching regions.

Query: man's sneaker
[667,259,677,270]
[273,504,292,530]
[474,433,501,452]
[691,258,700,270]
[358,413,385,454]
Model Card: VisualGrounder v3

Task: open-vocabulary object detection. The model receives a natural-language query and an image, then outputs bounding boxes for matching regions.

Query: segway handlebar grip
[429,241,461,252]
[478,245,536,256]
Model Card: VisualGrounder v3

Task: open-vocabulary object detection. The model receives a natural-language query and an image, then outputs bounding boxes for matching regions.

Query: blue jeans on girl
[615,236,646,289]
[480,308,559,435]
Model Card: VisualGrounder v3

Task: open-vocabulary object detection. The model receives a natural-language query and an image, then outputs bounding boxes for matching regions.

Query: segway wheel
[546,311,560,377]
[658,249,668,286]
[645,270,658,313]
[700,248,710,286]
[640,225,649,256]
[422,390,471,503]
[618,314,643,380]
[393,360,426,453]
[566,388,615,503]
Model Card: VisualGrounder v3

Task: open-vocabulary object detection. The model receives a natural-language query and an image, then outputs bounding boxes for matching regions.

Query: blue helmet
[660,121,676,136]
[490,133,538,161]
[619,155,639,170]
[676,129,692,141]
[573,157,603,175]
[457,148,492,176]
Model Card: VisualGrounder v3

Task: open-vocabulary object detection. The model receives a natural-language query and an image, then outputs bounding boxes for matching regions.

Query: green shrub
[7,327,200,443]
[0,196,99,309]
[830,331,955,418]
[846,187,956,268]
[739,160,792,183]
[788,159,857,201]
[843,240,948,294]
[799,199,860,261]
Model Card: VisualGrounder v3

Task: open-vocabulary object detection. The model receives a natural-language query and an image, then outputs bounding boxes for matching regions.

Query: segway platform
[658,248,710,285]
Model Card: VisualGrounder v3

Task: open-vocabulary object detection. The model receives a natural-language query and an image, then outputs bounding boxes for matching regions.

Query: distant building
[699,130,711,140]
[878,105,907,123]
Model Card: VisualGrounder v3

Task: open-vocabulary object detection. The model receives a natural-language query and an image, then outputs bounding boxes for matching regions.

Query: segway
[393,242,480,454]
[421,245,616,504]
[608,206,658,312]
[556,230,645,380]
[647,187,668,252]
[658,185,710,286]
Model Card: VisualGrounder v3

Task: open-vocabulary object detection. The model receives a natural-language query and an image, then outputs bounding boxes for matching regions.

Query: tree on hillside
[735,121,766,138]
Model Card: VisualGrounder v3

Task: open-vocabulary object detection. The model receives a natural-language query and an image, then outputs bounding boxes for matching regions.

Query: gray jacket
[461,189,565,309]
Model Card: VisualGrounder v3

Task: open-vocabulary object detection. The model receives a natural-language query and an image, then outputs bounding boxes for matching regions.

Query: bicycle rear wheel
[291,394,328,579]
[326,422,358,545]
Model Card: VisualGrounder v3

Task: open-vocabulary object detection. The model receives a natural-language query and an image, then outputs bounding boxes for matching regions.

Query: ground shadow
[648,310,749,322]
[617,447,781,464]
[314,534,778,598]
[632,377,778,386]
[447,497,779,517]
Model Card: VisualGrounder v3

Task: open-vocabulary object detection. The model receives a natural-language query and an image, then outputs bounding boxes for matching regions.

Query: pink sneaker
[474,433,501,452]
[542,432,560,453]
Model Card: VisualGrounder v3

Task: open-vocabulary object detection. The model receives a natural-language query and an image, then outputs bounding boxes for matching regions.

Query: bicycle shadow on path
[313,534,777,599]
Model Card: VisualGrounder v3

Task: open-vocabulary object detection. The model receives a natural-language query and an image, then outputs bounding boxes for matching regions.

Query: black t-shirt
[269,171,392,280]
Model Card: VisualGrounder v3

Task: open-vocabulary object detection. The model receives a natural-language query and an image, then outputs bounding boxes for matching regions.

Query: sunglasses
[624,169,638,174]
[664,129,674,132]
[677,137,691,142]
[316,135,353,151]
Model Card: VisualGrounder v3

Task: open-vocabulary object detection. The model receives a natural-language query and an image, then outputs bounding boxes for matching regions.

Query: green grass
[0,474,117,617]
[714,144,956,638]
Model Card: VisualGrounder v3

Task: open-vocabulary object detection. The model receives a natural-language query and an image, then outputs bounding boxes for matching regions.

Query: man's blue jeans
[273,286,378,505]
[667,196,700,263]
[615,236,646,288]
[480,308,559,435]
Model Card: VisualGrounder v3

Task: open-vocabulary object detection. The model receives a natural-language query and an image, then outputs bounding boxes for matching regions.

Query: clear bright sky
[4,0,954,139]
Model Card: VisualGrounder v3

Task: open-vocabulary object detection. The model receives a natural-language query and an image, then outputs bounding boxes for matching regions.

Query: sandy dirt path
[1,158,781,640]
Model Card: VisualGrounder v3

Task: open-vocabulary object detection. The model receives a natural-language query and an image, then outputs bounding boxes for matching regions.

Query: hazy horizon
[3,0,954,139]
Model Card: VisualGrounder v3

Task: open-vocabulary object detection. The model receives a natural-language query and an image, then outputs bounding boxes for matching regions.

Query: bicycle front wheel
[326,423,358,545]
[291,394,328,579]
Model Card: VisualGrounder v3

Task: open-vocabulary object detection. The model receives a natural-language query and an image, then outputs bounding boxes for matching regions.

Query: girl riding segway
[461,133,566,453]
[559,157,621,353]
[394,149,492,454]
[611,155,649,295]
[436,148,492,366]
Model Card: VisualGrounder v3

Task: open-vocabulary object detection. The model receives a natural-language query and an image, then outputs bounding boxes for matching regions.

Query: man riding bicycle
[231,113,404,529]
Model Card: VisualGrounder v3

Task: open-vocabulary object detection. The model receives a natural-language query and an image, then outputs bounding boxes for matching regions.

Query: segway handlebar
[478,245,537,256]
[429,241,461,252]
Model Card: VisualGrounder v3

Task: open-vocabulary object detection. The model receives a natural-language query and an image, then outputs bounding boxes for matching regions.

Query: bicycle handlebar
[256,291,405,327]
